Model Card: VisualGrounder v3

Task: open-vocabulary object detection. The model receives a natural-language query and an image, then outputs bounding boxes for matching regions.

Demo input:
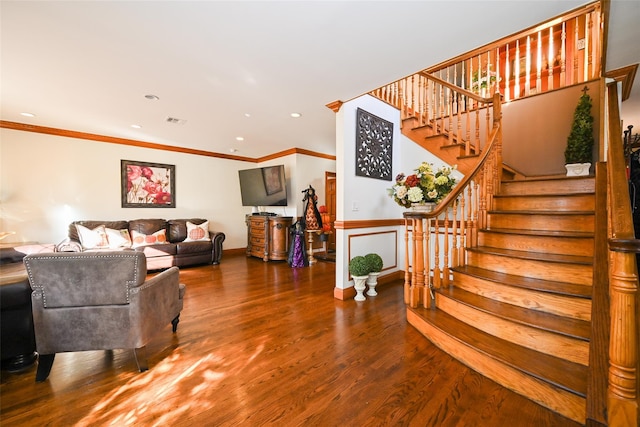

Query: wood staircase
[407,175,596,424]
[401,116,521,180]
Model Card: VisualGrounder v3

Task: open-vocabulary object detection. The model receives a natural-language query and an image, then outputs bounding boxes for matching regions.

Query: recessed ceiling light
[236,136,244,141]
[145,94,159,101]
[290,112,301,118]
[131,124,142,129]
[244,113,251,118]
[20,112,35,117]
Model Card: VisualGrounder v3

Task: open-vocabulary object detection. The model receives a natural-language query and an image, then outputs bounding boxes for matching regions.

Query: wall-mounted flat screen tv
[238,165,288,207]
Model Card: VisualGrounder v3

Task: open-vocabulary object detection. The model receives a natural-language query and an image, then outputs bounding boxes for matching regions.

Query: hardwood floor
[0,254,581,426]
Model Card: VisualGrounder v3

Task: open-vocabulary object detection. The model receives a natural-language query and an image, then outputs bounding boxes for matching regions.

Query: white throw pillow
[75,224,109,250]
[184,221,209,242]
[105,228,132,249]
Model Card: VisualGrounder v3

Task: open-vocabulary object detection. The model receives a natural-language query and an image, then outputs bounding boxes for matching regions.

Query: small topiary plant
[364,253,383,273]
[564,87,594,164]
[349,255,371,277]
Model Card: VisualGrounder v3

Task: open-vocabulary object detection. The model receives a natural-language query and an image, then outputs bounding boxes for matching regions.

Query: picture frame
[263,166,283,195]
[121,160,175,208]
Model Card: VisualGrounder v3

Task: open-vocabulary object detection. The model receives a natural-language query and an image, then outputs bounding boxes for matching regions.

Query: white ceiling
[2,1,639,160]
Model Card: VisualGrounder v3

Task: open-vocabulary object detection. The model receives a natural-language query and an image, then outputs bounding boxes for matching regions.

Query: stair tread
[494,193,594,198]
[488,210,594,215]
[411,306,588,397]
[439,286,591,341]
[502,176,594,183]
[468,246,593,265]
[480,228,594,239]
[452,265,592,298]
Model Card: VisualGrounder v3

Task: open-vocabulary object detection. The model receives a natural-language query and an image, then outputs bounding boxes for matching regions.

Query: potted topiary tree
[564,87,594,176]
[349,255,371,301]
[364,253,383,297]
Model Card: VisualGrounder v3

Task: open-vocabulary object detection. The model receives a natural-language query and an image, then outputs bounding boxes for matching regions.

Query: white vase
[565,163,591,176]
[353,275,368,301]
[366,271,380,296]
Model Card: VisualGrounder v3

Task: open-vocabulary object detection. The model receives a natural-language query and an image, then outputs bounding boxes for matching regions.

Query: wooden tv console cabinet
[246,215,293,261]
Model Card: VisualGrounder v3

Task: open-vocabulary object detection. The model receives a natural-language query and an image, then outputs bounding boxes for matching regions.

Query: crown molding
[0,121,336,163]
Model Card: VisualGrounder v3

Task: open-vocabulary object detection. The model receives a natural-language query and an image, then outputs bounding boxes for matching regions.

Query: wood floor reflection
[0,254,580,426]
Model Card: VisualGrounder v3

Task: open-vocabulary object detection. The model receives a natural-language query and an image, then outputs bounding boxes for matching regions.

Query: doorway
[325,171,336,255]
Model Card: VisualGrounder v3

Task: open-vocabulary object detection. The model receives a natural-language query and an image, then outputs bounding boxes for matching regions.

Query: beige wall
[0,128,335,249]
[502,81,601,176]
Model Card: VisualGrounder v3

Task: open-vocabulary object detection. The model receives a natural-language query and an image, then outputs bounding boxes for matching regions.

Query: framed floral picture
[121,160,175,208]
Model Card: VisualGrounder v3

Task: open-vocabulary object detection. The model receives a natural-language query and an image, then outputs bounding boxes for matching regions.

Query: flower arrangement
[387,162,457,208]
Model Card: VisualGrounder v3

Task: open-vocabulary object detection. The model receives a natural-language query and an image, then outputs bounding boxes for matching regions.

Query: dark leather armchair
[23,251,185,382]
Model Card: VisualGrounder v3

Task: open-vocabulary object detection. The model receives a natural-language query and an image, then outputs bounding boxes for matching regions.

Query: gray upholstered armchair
[23,251,185,382]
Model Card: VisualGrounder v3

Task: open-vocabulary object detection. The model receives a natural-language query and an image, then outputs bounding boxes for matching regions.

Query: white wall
[290,154,336,216]
[0,128,335,249]
[335,94,463,292]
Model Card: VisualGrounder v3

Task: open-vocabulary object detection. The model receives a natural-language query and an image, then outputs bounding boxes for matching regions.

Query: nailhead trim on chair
[24,253,142,307]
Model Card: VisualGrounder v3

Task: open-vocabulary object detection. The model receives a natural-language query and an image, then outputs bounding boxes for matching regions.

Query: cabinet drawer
[250,248,265,258]
[249,217,266,226]
[250,227,265,237]
[251,235,265,246]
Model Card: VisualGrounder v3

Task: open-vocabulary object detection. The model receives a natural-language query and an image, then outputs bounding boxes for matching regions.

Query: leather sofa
[57,218,225,271]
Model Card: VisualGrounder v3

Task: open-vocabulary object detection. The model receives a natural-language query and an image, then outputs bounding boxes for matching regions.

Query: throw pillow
[105,228,132,249]
[184,221,209,242]
[76,224,109,250]
[131,229,168,248]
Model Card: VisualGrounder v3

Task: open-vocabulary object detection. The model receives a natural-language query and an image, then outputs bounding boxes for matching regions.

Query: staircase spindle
[536,31,542,94]
[584,12,590,83]
[433,218,441,289]
[447,68,453,142]
[404,218,411,305]
[573,17,579,83]
[505,43,511,101]
[548,27,554,92]
[460,196,467,265]
[561,21,567,87]
[451,200,459,269]
[515,39,521,99]
[525,35,532,96]
[443,209,450,287]
[423,217,431,308]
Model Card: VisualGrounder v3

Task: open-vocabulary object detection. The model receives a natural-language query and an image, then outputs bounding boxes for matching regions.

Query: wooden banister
[605,81,639,427]
[402,92,502,309]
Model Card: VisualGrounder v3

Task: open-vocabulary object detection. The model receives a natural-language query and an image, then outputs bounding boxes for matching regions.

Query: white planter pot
[565,163,591,176]
[366,272,380,296]
[352,275,368,301]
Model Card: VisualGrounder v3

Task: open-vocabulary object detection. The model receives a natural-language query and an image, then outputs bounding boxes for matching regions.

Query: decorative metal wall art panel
[355,108,393,180]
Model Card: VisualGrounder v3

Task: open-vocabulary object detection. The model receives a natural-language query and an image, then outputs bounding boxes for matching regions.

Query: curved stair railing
[401,92,502,308]
[371,72,497,159]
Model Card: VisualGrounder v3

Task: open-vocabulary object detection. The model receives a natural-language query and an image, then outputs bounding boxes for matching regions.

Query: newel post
[607,241,639,427]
